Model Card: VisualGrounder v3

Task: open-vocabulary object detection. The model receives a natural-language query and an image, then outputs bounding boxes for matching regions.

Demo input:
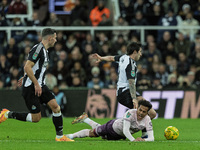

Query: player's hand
[34,83,42,97]
[134,137,145,142]
[132,99,138,109]
[18,77,24,87]
[92,53,102,64]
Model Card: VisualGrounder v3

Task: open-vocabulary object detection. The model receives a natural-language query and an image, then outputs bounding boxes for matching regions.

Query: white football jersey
[112,109,153,136]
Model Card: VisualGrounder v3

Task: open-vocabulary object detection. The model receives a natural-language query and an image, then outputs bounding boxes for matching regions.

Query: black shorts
[22,85,55,113]
[117,88,141,109]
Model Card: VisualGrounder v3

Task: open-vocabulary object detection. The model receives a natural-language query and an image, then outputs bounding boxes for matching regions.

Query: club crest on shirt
[131,70,135,77]
[126,112,131,118]
[32,52,38,60]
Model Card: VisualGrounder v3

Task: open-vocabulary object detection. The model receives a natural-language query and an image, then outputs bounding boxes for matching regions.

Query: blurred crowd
[0,0,200,90]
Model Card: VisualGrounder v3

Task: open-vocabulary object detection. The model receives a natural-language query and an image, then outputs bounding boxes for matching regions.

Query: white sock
[72,129,90,139]
[4,111,9,119]
[26,113,32,122]
[84,118,100,129]
[52,111,62,117]
[56,135,63,139]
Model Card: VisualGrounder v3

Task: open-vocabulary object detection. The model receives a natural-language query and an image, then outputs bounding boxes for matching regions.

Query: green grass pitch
[0,118,200,150]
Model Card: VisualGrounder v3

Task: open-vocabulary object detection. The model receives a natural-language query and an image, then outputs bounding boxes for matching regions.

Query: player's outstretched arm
[92,53,115,64]
[123,120,135,141]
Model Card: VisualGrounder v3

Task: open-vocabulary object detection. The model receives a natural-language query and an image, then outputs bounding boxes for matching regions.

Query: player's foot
[0,109,9,124]
[71,112,88,124]
[65,134,73,140]
[55,135,74,142]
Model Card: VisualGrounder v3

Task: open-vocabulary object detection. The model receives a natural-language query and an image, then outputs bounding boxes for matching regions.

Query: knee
[89,129,98,137]
[32,113,41,123]
[52,105,61,113]
[149,110,157,120]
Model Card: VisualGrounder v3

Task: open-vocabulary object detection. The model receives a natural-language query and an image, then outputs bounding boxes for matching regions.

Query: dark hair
[127,42,142,55]
[138,100,152,111]
[42,28,56,38]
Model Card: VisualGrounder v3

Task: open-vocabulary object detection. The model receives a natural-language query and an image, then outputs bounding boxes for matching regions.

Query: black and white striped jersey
[114,55,138,96]
[23,42,49,87]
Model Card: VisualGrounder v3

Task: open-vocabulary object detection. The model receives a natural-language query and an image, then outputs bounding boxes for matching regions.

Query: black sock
[142,128,147,132]
[52,115,63,136]
[8,111,28,121]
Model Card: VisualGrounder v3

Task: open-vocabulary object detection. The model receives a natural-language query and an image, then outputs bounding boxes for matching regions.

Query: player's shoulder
[30,43,43,53]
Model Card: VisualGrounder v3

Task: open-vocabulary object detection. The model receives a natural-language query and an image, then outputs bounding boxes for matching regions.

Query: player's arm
[123,119,135,141]
[92,53,115,63]
[128,78,137,109]
[24,60,42,96]
[143,130,154,141]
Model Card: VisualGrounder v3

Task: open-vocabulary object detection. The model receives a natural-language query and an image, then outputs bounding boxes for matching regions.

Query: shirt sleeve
[123,119,135,141]
[114,55,123,62]
[27,47,41,63]
[144,130,154,141]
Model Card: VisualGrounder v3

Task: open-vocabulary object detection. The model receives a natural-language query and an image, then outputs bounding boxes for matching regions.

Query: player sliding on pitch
[66,100,154,142]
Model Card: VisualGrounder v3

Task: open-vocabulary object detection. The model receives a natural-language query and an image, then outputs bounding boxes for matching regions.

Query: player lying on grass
[66,100,154,141]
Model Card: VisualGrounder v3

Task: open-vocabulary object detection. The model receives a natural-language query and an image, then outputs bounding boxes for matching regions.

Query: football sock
[84,118,101,129]
[8,111,29,121]
[72,129,90,138]
[52,112,63,136]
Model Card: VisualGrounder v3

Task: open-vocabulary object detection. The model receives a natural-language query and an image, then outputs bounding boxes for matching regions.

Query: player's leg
[42,85,73,141]
[0,86,42,123]
[47,98,73,141]
[72,112,100,129]
[66,129,93,139]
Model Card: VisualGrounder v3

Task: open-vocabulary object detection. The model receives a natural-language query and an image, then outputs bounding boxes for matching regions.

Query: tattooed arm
[128,79,138,109]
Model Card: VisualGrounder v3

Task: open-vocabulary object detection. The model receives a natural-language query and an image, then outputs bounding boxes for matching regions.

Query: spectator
[112,16,130,41]
[143,42,162,65]
[8,0,27,14]
[151,76,163,89]
[174,32,191,58]
[69,61,86,86]
[129,11,149,37]
[157,9,178,42]
[82,43,96,64]
[133,0,148,16]
[52,60,68,86]
[119,0,134,23]
[9,78,18,90]
[46,12,63,26]
[52,86,67,113]
[49,42,65,70]
[0,0,9,16]
[155,64,169,86]
[164,73,179,89]
[56,31,66,48]
[70,0,88,26]
[0,13,8,44]
[162,0,179,15]
[3,38,19,57]
[81,33,97,52]
[6,49,18,68]
[87,76,104,89]
[157,31,173,60]
[89,0,110,26]
[71,76,82,87]
[18,45,30,66]
[178,3,191,21]
[179,12,199,41]
[177,52,190,76]
[111,35,127,55]
[26,11,42,42]
[0,79,4,89]
[10,17,25,43]
[65,34,78,53]
[98,13,112,39]
[184,71,197,89]
[105,71,118,89]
